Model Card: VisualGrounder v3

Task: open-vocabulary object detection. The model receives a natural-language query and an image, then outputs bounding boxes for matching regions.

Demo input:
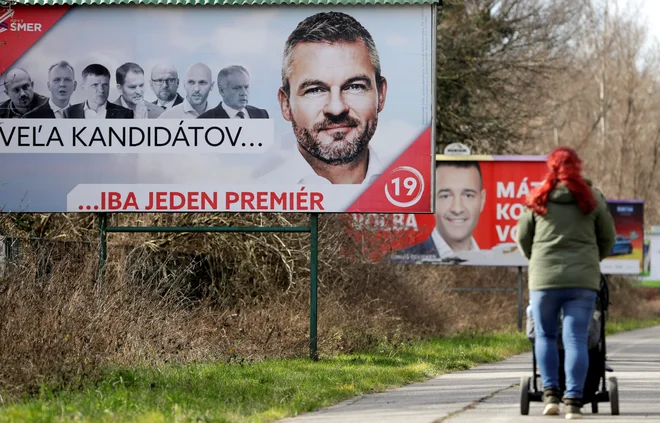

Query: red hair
[525,147,597,216]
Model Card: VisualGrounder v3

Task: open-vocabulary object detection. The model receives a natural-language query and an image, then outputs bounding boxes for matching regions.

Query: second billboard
[345,155,644,274]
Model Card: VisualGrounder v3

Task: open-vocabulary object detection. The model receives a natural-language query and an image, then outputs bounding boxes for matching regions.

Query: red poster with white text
[344,155,643,274]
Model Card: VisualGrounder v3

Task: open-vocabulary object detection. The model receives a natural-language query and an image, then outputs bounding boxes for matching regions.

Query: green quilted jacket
[516,181,617,292]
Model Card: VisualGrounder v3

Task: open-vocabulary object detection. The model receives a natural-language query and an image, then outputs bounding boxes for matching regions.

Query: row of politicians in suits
[0,62,269,120]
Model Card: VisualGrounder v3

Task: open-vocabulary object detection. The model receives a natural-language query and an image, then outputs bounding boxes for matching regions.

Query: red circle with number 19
[384,166,425,208]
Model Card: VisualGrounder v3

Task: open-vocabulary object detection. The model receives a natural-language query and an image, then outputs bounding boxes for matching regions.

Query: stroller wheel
[609,377,619,415]
[520,376,531,415]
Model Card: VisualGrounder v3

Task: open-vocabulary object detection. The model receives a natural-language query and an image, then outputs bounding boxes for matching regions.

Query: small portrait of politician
[61,64,134,119]
[112,62,165,119]
[391,161,486,263]
[0,67,48,119]
[197,65,268,120]
[158,63,215,119]
[256,11,388,185]
[23,60,77,119]
[150,64,184,110]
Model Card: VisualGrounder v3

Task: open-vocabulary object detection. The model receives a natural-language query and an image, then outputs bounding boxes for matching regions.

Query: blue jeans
[530,288,597,399]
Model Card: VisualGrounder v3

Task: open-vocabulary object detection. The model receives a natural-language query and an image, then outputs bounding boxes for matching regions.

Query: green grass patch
[2,318,659,423]
[640,280,660,287]
[604,316,660,335]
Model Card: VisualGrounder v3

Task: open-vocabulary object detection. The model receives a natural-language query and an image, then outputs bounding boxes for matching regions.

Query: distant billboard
[604,200,644,274]
[0,4,435,213]
[344,155,644,275]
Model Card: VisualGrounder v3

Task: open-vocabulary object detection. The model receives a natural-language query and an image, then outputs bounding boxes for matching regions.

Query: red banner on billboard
[0,5,70,73]
[344,155,644,274]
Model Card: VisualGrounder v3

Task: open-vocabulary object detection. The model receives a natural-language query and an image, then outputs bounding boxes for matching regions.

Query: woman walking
[516,147,616,419]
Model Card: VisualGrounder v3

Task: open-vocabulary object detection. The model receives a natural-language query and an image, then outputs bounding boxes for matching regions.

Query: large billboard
[0,4,435,213]
[344,155,644,275]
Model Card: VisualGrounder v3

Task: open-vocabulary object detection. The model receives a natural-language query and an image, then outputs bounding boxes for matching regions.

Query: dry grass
[1,212,658,404]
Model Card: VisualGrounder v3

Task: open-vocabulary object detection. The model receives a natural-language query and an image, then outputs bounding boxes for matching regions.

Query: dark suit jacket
[22,100,58,119]
[62,101,134,119]
[399,236,439,256]
[390,235,439,264]
[153,93,184,109]
[0,93,49,119]
[197,102,269,119]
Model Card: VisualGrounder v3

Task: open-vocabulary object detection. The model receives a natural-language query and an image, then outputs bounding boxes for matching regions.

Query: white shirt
[49,99,69,119]
[430,228,480,258]
[258,145,383,185]
[84,101,107,119]
[157,97,177,109]
[222,102,250,119]
[158,98,209,119]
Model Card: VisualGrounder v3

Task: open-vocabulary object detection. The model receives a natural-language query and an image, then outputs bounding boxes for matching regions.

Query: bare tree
[435,0,587,154]
[525,0,660,224]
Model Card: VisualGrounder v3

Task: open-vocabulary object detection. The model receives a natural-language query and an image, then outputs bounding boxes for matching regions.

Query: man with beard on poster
[257,11,387,184]
[150,64,184,110]
[158,63,215,119]
[0,67,48,118]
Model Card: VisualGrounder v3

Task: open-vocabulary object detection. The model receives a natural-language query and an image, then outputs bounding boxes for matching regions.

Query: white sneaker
[565,405,583,419]
[543,403,560,415]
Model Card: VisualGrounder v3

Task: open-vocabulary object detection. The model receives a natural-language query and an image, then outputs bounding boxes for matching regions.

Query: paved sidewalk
[277,325,660,423]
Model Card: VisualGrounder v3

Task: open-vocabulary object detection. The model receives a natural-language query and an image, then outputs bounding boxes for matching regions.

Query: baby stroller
[520,274,620,415]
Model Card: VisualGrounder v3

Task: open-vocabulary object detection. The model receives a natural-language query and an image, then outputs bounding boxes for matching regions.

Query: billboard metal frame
[97,212,321,360]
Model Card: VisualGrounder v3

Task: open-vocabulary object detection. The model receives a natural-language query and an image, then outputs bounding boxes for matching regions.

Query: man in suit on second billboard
[392,161,486,262]
[23,60,77,119]
[197,65,268,119]
[62,64,134,119]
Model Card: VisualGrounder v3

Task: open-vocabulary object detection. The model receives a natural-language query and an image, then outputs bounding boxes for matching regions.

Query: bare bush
[1,211,658,403]
[436,0,587,153]
[0,214,443,401]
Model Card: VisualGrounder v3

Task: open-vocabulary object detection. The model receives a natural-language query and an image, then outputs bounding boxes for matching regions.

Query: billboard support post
[310,213,319,361]
[96,212,321,360]
[517,266,523,332]
[98,213,107,284]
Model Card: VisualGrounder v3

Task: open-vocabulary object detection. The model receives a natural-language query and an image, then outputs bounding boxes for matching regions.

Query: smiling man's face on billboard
[279,39,387,166]
[435,163,486,252]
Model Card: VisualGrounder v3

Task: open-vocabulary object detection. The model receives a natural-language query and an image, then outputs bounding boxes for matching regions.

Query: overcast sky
[615,0,660,54]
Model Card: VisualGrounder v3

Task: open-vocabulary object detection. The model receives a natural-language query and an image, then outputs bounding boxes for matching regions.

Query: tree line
[437,0,659,224]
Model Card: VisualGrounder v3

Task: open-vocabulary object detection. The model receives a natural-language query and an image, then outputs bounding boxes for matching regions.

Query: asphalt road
[278,325,660,423]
